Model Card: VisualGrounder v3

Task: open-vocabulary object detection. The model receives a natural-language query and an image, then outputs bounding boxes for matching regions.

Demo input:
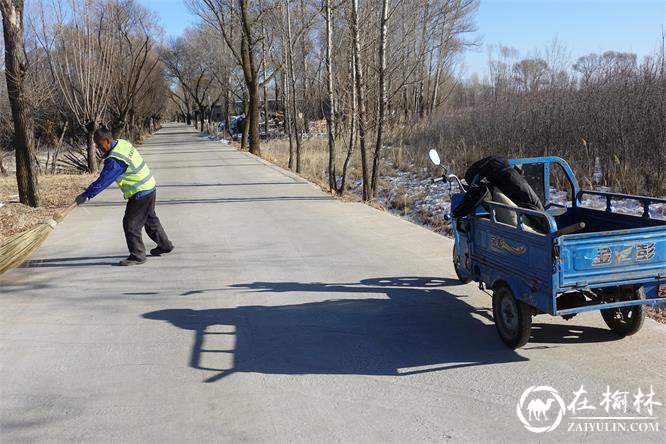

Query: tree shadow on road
[150,163,261,169]
[87,196,334,207]
[156,181,306,188]
[143,277,535,383]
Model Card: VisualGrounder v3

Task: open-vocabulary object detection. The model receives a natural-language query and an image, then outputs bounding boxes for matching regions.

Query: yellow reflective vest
[106,139,156,199]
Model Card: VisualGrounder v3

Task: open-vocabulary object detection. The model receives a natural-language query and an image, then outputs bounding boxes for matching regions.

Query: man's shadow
[142,277,616,383]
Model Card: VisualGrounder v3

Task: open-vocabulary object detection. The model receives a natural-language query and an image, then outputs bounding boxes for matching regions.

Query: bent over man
[76,128,174,266]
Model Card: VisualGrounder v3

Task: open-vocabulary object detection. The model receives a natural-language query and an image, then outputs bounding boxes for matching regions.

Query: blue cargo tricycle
[429,150,666,348]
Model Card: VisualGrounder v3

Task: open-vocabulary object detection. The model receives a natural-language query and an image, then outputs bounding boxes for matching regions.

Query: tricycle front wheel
[492,284,532,348]
[600,287,646,337]
[452,245,471,284]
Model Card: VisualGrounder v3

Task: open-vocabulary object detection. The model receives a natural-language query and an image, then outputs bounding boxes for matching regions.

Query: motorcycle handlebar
[431,174,465,191]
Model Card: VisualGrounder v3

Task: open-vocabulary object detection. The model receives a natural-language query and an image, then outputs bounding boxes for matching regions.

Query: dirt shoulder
[0,174,94,245]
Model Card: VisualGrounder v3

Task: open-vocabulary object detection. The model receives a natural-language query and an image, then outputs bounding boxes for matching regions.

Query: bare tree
[1,0,39,205]
[188,0,263,154]
[324,0,336,191]
[161,30,215,132]
[369,0,390,199]
[350,0,369,200]
[284,0,303,171]
[38,0,115,173]
[513,58,549,92]
[337,49,357,196]
[107,0,161,138]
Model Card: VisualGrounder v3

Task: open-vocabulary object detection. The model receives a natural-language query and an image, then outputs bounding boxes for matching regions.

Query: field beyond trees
[407,46,666,197]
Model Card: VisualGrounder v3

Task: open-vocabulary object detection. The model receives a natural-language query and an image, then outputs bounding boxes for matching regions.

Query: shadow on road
[86,196,333,207]
[151,163,262,170]
[141,148,231,153]
[156,181,305,188]
[143,277,535,383]
[147,130,200,136]
[23,255,126,268]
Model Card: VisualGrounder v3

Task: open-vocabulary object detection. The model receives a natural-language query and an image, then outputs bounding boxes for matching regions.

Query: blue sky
[140,0,666,77]
[142,0,195,38]
[464,0,666,76]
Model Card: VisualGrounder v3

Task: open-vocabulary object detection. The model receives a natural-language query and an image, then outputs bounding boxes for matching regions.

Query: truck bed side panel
[558,228,666,288]
[472,218,554,313]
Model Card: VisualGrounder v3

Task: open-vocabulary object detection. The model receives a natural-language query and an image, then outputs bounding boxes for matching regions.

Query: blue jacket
[81,140,155,200]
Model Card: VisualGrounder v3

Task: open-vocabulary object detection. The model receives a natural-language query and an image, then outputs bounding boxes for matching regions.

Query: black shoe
[118,256,146,266]
[150,245,174,256]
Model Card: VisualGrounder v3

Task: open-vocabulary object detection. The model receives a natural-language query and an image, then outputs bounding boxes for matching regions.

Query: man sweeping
[75,128,174,266]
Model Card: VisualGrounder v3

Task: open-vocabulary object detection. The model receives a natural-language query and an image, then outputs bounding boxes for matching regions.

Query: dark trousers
[123,190,172,260]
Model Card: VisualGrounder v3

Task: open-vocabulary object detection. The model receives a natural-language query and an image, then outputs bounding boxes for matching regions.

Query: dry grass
[383,185,424,215]
[0,174,94,245]
[261,137,366,197]
[647,305,666,324]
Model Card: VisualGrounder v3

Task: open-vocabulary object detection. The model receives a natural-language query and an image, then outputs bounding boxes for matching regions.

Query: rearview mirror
[428,149,441,166]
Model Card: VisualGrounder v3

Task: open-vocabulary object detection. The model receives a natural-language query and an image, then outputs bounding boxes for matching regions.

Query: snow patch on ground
[550,186,666,220]
[199,132,230,144]
[352,169,457,233]
[365,171,666,235]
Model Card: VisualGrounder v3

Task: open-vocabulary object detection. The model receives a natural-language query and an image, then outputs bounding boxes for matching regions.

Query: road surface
[1,124,664,442]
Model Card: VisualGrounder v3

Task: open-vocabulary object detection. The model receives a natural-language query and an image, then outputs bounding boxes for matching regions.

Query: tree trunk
[111,120,125,139]
[325,0,336,191]
[417,0,430,119]
[351,0,369,201]
[1,0,39,206]
[199,106,206,132]
[281,33,295,170]
[239,0,261,155]
[85,122,97,173]
[338,51,357,196]
[429,22,448,114]
[370,0,390,199]
[247,81,261,154]
[241,93,250,150]
[224,74,232,137]
[285,0,302,172]
[50,121,67,174]
[261,24,270,138]
[300,0,310,134]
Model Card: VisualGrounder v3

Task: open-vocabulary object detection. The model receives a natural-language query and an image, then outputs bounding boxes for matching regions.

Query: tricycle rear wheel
[492,284,532,348]
[600,286,646,337]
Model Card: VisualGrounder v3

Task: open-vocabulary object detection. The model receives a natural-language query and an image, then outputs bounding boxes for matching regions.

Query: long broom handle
[53,202,78,224]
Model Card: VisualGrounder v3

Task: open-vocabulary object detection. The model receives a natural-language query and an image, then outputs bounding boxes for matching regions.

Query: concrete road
[1,124,664,443]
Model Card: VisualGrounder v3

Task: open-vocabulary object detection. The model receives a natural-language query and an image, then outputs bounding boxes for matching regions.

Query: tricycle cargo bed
[432,153,666,348]
[557,224,666,289]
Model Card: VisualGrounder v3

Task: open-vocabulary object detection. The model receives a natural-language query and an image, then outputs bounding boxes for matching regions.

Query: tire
[492,284,532,348]
[600,286,646,337]
[452,244,471,284]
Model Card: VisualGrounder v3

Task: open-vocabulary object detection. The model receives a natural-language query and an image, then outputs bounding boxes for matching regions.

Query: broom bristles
[0,203,77,274]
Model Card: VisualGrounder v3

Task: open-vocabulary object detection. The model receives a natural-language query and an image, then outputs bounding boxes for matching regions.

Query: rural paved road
[1,124,664,443]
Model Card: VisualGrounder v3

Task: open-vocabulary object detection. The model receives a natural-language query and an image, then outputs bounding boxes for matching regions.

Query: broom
[0,202,77,274]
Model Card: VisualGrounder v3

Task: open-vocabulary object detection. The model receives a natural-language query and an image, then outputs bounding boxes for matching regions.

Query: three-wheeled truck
[429,151,666,348]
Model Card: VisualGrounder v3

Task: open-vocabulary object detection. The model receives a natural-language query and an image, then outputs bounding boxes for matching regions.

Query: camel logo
[516,386,566,433]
